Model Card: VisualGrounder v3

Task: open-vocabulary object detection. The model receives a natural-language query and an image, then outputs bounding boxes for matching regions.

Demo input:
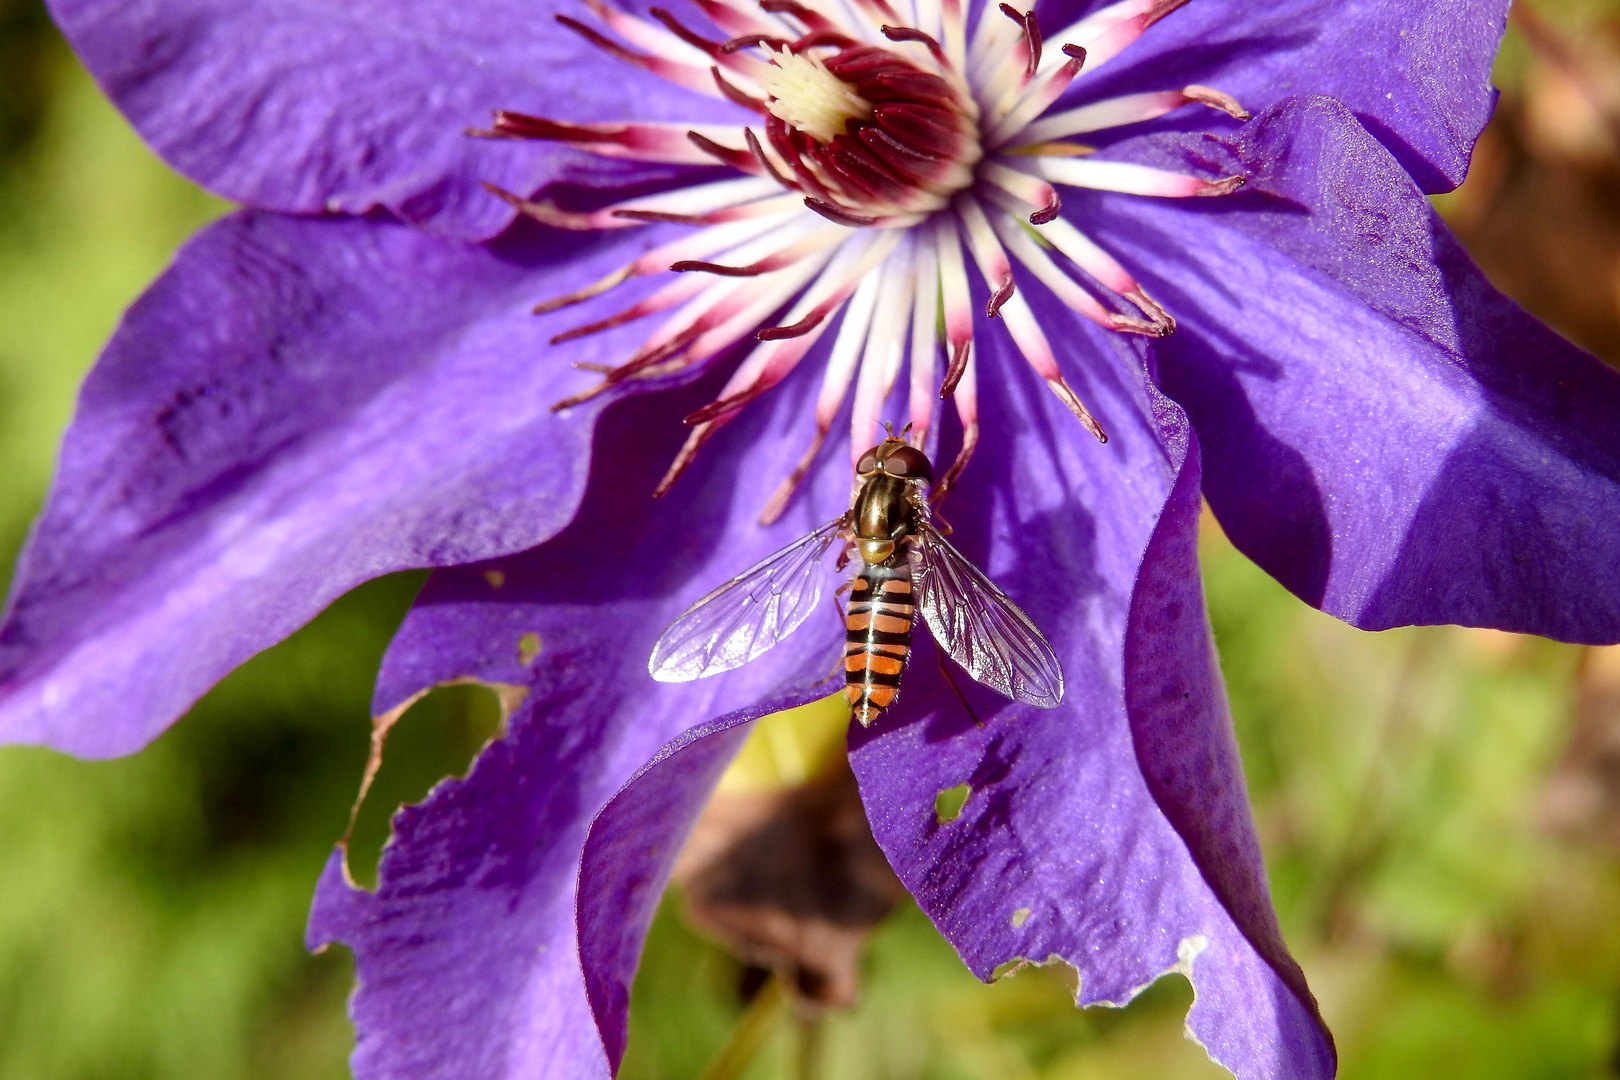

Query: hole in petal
[1011,907,1032,928]
[718,692,851,794]
[991,956,1031,980]
[343,680,514,888]
[517,631,543,666]
[935,782,972,823]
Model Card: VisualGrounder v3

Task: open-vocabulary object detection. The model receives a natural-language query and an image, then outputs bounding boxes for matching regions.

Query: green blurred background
[2,0,1619,1076]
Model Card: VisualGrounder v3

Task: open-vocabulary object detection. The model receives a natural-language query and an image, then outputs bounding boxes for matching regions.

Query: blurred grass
[0,1,1618,1078]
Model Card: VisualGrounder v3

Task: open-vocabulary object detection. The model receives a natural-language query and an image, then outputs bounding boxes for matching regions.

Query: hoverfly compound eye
[883,446,934,483]
[856,448,881,476]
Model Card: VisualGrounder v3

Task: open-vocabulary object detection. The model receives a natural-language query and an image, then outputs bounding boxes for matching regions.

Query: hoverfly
[649,437,1063,725]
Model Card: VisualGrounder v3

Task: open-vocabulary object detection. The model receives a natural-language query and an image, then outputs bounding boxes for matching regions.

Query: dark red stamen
[556,15,664,73]
[744,128,799,190]
[850,0,901,23]
[720,32,791,53]
[939,340,972,398]
[1029,193,1061,225]
[611,209,711,224]
[804,198,882,227]
[685,382,770,426]
[880,24,948,67]
[858,125,941,164]
[712,67,768,113]
[686,130,758,172]
[999,4,1042,76]
[550,301,654,344]
[648,7,724,54]
[792,30,861,51]
[757,308,829,341]
[759,0,839,33]
[670,258,777,277]
[986,279,1015,319]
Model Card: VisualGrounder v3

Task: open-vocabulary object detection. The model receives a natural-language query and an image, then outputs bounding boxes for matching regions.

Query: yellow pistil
[759,47,874,143]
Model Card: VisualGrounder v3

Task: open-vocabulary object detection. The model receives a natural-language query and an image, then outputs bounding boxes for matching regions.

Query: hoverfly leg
[937,651,984,728]
[929,504,955,536]
[826,572,857,623]
[833,536,857,572]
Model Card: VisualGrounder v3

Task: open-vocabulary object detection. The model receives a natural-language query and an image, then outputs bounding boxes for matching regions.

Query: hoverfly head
[877,441,934,485]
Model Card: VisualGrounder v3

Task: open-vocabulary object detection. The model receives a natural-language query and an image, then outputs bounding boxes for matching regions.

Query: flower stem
[795,1014,825,1080]
[696,974,788,1080]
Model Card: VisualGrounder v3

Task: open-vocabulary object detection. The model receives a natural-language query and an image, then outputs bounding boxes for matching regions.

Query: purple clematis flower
[7,0,1620,1076]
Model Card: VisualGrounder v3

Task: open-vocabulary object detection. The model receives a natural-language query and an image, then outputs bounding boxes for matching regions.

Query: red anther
[744,128,799,190]
[653,423,721,498]
[669,258,773,277]
[759,0,838,33]
[487,111,596,142]
[1029,193,1061,225]
[857,125,941,164]
[648,8,723,54]
[873,104,960,156]
[610,209,711,224]
[719,33,790,53]
[939,339,972,398]
[830,132,908,189]
[757,309,830,341]
[792,30,859,51]
[1142,0,1194,30]
[999,4,1042,74]
[1061,43,1086,67]
[803,198,882,227]
[880,24,948,66]
[865,70,956,107]
[808,141,883,200]
[851,0,901,23]
[548,302,651,344]
[712,67,767,113]
[556,15,653,67]
[986,278,1015,318]
[684,383,770,425]
[854,128,932,184]
[686,131,756,171]
[607,324,706,383]
[482,181,599,230]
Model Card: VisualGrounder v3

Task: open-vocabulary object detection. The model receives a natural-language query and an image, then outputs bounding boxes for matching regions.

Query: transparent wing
[914,524,1064,708]
[649,518,847,682]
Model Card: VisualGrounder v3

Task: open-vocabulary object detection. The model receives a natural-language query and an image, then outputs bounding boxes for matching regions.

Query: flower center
[757,36,982,225]
[759,47,873,143]
[479,0,1250,514]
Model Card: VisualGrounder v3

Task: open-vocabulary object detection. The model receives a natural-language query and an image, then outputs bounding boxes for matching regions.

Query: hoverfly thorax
[850,436,931,567]
[650,443,1063,728]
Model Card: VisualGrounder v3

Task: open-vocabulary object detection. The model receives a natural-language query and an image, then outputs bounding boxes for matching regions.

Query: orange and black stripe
[844,556,915,726]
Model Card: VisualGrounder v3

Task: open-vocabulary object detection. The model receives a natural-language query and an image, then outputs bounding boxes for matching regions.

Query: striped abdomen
[844,556,915,727]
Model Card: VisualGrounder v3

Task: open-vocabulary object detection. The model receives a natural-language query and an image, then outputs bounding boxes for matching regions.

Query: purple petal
[576,697,817,1071]
[311,366,855,1080]
[1124,422,1331,1074]
[841,321,1333,1079]
[0,209,704,757]
[581,311,1332,1078]
[47,0,741,239]
[1043,0,1506,193]
[1084,96,1620,643]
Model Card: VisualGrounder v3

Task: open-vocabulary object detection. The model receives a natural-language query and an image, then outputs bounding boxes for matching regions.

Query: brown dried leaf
[1444,15,1620,367]
[674,756,905,1010]
[1540,645,1620,850]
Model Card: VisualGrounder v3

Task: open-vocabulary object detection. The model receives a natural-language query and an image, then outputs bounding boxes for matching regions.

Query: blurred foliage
[1,1,1619,1078]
